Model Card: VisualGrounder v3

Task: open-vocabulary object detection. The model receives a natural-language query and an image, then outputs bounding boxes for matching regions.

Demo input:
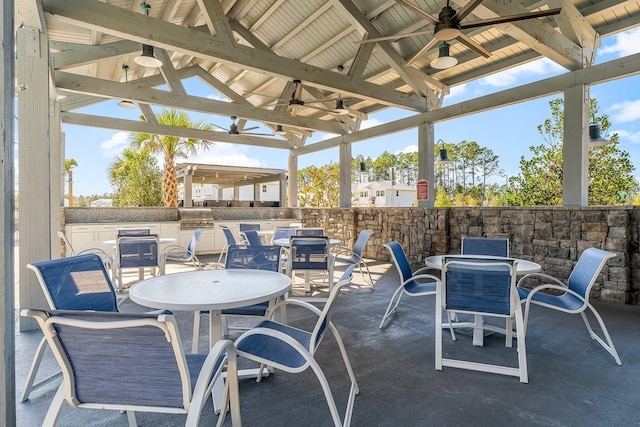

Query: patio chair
[20,254,120,402]
[56,230,113,274]
[239,223,261,232]
[192,245,282,353]
[517,247,622,365]
[163,228,203,270]
[333,229,374,288]
[461,236,509,257]
[234,264,359,427]
[287,236,333,301]
[240,229,263,246]
[216,226,237,268]
[436,257,528,383]
[272,226,298,242]
[112,234,165,291]
[22,309,241,427]
[295,227,324,236]
[379,241,439,329]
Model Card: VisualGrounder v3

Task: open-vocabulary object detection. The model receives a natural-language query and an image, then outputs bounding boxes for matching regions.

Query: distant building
[90,199,113,207]
[178,182,280,203]
[352,181,416,207]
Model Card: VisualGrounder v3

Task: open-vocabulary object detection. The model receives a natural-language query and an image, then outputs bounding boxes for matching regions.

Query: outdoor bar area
[3,1,640,426]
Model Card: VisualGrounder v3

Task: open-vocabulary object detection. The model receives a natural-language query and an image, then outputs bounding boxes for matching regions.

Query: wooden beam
[55,71,346,134]
[294,52,640,154]
[42,0,428,111]
[62,112,292,149]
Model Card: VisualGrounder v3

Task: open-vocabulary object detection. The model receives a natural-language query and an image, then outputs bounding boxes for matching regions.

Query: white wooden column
[288,153,298,207]
[51,101,63,256]
[563,85,589,206]
[1,0,16,423]
[17,26,52,331]
[339,141,352,207]
[418,122,435,207]
[183,170,193,207]
[253,183,260,202]
[279,172,287,208]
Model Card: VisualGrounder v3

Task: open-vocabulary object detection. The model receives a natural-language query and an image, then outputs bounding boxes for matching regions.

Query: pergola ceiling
[17,0,640,152]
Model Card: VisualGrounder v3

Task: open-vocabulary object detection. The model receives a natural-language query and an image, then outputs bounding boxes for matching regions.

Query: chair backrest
[239,223,261,232]
[567,247,616,299]
[352,230,373,256]
[383,241,413,284]
[295,227,324,237]
[27,254,119,312]
[225,245,281,272]
[289,222,304,228]
[273,226,298,240]
[186,228,203,254]
[242,229,263,246]
[57,231,76,256]
[309,264,356,353]
[461,237,509,257]
[221,226,237,245]
[443,257,517,316]
[26,309,193,409]
[289,237,330,271]
[117,235,159,268]
[117,228,151,236]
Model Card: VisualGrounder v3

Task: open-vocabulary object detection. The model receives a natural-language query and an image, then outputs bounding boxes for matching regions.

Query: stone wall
[301,206,640,305]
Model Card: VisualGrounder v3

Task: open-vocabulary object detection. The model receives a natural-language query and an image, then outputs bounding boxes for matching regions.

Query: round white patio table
[102,237,176,245]
[130,269,291,412]
[129,269,291,346]
[425,254,541,347]
[273,237,341,247]
[425,254,541,275]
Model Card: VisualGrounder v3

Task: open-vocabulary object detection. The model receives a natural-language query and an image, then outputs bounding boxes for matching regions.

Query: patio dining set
[18,231,622,426]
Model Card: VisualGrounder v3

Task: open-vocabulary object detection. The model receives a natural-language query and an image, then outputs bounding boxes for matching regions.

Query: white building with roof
[352,181,416,207]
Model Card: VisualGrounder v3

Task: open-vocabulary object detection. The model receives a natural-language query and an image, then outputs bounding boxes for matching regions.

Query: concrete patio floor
[14,253,640,426]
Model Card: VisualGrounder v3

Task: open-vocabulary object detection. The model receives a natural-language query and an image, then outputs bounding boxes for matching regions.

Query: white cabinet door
[66,224,118,255]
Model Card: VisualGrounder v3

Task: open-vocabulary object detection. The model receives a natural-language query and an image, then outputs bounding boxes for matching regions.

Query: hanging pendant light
[117,64,136,108]
[435,139,453,165]
[334,99,350,115]
[588,122,611,147]
[134,2,163,68]
[358,161,368,174]
[430,42,458,70]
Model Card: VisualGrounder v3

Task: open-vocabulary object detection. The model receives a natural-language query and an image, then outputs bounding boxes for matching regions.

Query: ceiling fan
[211,116,275,137]
[359,0,561,66]
[250,80,352,117]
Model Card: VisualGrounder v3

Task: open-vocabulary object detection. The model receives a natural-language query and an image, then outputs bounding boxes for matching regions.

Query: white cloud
[206,93,230,102]
[186,142,267,167]
[615,129,640,144]
[360,118,380,129]
[448,83,466,98]
[100,131,129,157]
[599,28,640,57]
[609,99,640,123]
[397,145,417,154]
[479,58,563,87]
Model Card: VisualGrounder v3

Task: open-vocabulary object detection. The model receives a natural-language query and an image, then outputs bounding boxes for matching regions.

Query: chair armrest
[402,273,440,287]
[413,266,440,277]
[162,245,187,255]
[516,273,566,288]
[76,248,112,260]
[266,298,322,320]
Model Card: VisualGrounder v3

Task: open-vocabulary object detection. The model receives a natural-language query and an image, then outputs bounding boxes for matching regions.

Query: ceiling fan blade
[245,132,276,137]
[460,8,561,30]
[305,96,352,104]
[210,123,229,132]
[406,36,440,66]
[455,0,485,21]
[395,0,440,25]
[355,29,434,44]
[241,126,260,131]
[455,33,491,58]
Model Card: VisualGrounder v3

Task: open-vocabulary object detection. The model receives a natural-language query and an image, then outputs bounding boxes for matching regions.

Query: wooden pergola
[2,1,640,423]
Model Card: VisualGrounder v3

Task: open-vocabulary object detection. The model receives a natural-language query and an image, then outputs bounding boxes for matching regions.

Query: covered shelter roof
[176,162,286,187]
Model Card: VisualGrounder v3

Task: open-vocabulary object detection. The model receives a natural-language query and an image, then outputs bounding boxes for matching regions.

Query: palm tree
[64,158,78,207]
[129,109,214,207]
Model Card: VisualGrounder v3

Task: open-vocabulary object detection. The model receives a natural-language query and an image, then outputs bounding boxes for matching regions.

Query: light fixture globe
[430,42,458,69]
[134,44,163,68]
[588,123,611,147]
[117,100,136,108]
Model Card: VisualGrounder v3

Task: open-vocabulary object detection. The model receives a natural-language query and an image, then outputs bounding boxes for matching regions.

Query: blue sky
[61,28,640,196]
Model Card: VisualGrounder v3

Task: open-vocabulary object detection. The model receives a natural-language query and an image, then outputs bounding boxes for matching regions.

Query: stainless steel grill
[178,208,215,230]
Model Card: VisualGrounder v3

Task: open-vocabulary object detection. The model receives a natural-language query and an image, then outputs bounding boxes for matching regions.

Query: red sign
[417,179,429,200]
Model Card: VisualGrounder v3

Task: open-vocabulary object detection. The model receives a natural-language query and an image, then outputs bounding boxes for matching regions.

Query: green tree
[297,163,340,207]
[129,109,214,207]
[509,98,638,206]
[64,158,78,206]
[108,148,163,207]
